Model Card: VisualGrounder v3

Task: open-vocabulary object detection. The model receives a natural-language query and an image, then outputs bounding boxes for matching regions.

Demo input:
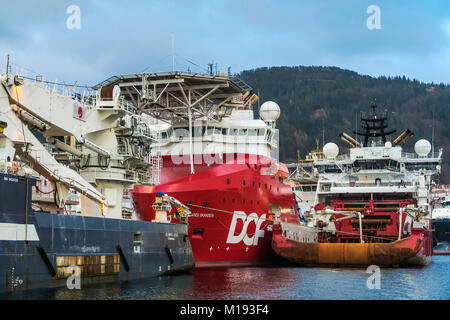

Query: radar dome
[112,85,121,102]
[259,101,280,122]
[414,139,431,156]
[385,141,392,148]
[323,142,339,158]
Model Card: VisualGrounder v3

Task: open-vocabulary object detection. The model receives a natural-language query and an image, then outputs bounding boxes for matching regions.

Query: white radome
[385,141,392,148]
[415,139,431,156]
[259,101,280,122]
[323,142,339,158]
[112,85,121,102]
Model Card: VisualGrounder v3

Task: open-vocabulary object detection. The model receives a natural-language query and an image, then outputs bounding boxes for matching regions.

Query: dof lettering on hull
[226,211,267,246]
[55,255,120,279]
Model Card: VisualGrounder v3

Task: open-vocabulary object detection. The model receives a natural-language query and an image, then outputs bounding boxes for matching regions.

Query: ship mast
[353,103,396,147]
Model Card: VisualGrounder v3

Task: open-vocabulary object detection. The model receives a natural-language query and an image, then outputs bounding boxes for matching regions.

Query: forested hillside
[240,66,450,182]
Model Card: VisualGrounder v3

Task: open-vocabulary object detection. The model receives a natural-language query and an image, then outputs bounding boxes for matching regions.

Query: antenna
[171,33,175,72]
[258,88,260,110]
[207,61,214,75]
[432,109,435,153]
[6,52,10,78]
[322,116,324,148]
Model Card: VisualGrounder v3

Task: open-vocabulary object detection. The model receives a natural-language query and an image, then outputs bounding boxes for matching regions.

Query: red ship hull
[131,154,299,267]
[272,227,428,267]
[271,195,434,267]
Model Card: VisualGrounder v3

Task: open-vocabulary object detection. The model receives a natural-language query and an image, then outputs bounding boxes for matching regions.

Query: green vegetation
[241,66,450,182]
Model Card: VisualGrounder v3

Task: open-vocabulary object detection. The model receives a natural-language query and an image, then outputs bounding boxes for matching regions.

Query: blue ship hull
[0,173,195,292]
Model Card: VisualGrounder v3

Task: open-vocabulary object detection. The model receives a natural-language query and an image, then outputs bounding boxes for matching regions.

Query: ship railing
[129,167,160,185]
[136,170,152,185]
[124,170,138,182]
[401,151,441,159]
[0,159,6,173]
[7,63,97,104]
[147,154,161,185]
[331,181,415,188]
[66,191,80,204]
[335,154,350,161]
[96,96,137,113]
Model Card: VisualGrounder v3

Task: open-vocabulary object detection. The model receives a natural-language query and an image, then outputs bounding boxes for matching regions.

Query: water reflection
[190,266,301,300]
[1,256,450,300]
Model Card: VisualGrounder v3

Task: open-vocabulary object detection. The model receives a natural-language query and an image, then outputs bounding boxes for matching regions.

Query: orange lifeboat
[276,162,289,179]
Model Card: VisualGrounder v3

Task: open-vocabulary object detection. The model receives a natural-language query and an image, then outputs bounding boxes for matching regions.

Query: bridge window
[353,159,398,170]
[175,127,189,138]
[405,162,438,171]
[192,126,204,137]
[248,129,258,136]
[317,165,341,173]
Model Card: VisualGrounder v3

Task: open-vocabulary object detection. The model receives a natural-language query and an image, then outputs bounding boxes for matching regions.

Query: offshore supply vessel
[430,186,450,253]
[0,65,194,292]
[273,104,442,266]
[116,71,300,267]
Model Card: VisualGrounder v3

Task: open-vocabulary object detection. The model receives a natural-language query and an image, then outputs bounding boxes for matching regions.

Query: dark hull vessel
[0,173,194,293]
[433,219,450,253]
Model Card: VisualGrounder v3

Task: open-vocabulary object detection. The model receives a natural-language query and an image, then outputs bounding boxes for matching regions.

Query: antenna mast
[432,109,435,153]
[322,117,324,148]
[6,53,10,79]
[171,33,175,72]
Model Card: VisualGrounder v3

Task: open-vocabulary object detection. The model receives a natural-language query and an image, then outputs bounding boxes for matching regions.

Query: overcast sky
[1,0,449,86]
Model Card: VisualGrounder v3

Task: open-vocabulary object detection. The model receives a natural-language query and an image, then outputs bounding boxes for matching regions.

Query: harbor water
[2,255,450,300]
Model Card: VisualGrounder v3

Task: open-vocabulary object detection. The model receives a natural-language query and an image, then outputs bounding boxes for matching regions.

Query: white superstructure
[0,67,162,219]
[308,106,442,235]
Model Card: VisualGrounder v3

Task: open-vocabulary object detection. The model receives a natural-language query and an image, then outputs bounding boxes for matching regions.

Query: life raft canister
[8,162,19,174]
[266,162,289,179]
